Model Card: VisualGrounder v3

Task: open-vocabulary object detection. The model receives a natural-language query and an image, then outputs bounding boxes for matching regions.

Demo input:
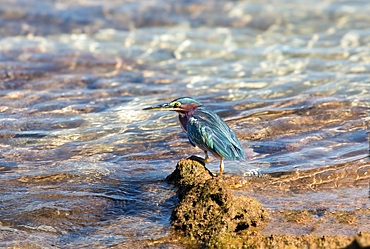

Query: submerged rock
[166,157,269,245]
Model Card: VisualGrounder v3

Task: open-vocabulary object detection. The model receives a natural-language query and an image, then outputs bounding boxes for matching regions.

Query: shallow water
[0,0,370,247]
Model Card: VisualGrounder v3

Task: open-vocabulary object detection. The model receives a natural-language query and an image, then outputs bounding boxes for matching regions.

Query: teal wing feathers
[186,106,244,160]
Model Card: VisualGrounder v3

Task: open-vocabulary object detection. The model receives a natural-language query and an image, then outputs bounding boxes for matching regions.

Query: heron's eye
[173,102,181,108]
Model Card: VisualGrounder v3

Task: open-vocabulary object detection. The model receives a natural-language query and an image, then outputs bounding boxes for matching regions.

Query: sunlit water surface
[0,0,370,247]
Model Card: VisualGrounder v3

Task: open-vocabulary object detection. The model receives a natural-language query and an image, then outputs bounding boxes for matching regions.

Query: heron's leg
[219,158,224,176]
[204,151,211,163]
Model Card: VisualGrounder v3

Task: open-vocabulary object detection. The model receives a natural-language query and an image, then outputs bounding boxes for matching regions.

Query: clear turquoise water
[0,0,369,247]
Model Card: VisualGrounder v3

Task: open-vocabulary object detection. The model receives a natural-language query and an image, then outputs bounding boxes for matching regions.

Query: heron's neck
[177,105,199,133]
[178,112,192,133]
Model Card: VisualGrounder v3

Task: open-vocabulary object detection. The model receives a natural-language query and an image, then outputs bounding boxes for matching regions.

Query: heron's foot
[187,155,206,165]
[187,155,211,164]
[203,151,211,163]
[186,155,217,177]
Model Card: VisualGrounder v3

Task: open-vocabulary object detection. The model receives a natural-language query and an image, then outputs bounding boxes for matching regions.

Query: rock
[166,157,269,245]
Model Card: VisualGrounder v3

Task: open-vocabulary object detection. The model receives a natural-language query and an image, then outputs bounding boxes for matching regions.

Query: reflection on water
[0,0,370,247]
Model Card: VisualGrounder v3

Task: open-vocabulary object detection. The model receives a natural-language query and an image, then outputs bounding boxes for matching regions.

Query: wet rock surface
[166,158,269,246]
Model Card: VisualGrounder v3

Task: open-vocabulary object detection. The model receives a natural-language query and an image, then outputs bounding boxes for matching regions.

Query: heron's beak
[143,103,174,111]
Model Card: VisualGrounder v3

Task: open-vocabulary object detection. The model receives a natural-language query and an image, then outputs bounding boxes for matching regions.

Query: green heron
[143,97,245,176]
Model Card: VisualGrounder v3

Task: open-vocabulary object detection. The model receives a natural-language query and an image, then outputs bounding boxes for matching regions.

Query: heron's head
[143,97,202,114]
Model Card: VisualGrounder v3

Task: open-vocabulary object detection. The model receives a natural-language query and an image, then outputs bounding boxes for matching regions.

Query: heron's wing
[187,107,244,160]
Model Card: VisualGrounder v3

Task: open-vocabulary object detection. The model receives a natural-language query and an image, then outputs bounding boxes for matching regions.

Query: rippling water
[0,0,370,247]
